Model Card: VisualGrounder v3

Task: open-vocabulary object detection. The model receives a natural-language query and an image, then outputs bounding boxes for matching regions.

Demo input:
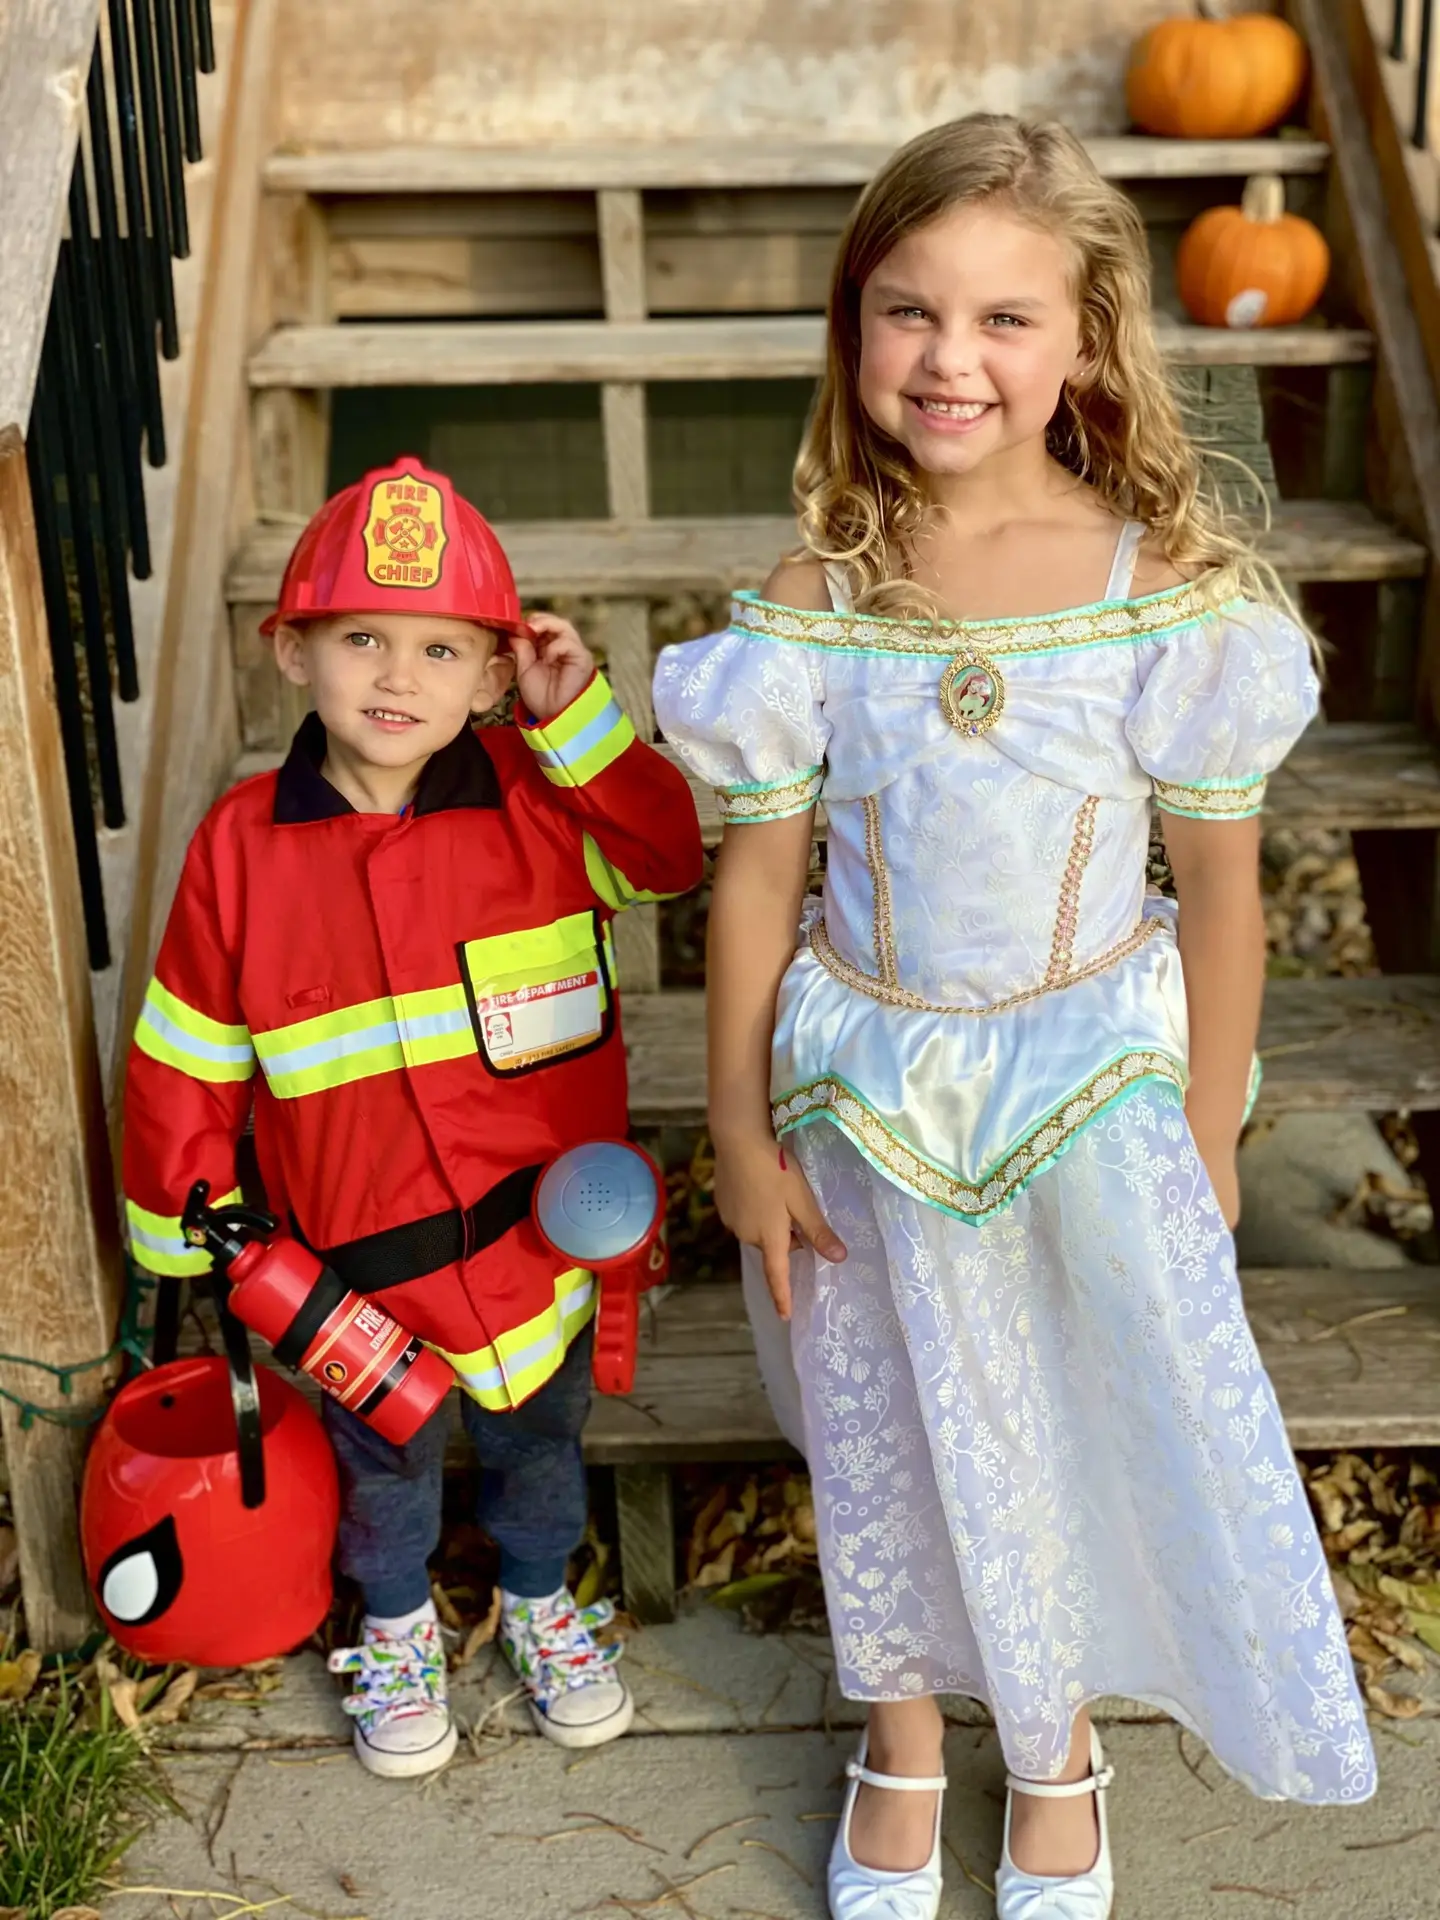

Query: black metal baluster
[173,0,202,162]
[149,0,190,258]
[1393,0,1409,61]
[1416,0,1435,149]
[26,368,112,971]
[68,158,140,703]
[50,253,127,831]
[107,0,167,462]
[129,0,181,353]
[195,0,215,71]
[87,42,152,580]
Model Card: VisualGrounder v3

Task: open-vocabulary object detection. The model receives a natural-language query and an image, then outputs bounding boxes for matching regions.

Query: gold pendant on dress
[939,650,1005,738]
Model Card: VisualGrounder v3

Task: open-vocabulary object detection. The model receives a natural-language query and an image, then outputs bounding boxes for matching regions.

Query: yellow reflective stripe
[435,1268,596,1411]
[525,672,635,788]
[127,1190,243,1276]
[135,978,255,1084]
[462,909,607,1007]
[583,834,667,910]
[253,987,476,1098]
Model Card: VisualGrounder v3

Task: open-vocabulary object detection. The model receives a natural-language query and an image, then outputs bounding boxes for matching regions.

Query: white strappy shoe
[995,1727,1115,1920]
[826,1733,947,1920]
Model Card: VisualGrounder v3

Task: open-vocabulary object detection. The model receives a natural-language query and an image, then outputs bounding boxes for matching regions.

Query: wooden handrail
[0,0,102,433]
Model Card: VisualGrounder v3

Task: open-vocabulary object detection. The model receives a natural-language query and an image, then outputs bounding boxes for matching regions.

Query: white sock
[365,1597,437,1640]
[501,1583,570,1618]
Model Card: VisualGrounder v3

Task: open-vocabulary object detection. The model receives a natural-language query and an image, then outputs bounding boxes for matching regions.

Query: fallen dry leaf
[0,1649,40,1702]
[52,1907,104,1919]
[1364,1682,1425,1720]
[431,1582,465,1630]
[108,1676,141,1728]
[1371,1628,1428,1675]
[451,1592,503,1672]
[143,1668,198,1725]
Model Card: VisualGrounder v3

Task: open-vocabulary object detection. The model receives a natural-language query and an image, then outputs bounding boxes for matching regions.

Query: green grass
[0,1671,160,1918]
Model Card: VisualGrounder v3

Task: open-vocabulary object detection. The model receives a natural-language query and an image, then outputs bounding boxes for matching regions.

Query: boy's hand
[511,612,596,723]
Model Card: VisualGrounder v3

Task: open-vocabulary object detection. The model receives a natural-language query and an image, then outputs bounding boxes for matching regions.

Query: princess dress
[652,524,1375,1805]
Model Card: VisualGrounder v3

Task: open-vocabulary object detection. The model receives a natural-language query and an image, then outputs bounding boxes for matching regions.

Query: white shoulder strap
[822,560,855,613]
[1104,520,1145,601]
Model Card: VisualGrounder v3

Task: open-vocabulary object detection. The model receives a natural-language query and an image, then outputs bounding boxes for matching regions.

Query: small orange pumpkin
[1176,174,1330,328]
[1127,11,1308,139]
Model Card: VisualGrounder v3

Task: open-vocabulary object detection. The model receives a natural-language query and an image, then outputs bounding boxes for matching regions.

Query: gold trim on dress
[729,582,1222,660]
[771,1051,1187,1221]
[862,795,899,988]
[807,912,1167,1016]
[1153,775,1267,820]
[1045,797,1101,987]
[715,766,825,822]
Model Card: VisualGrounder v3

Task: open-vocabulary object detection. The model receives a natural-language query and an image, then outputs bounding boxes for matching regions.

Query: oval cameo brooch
[939,650,1005,738]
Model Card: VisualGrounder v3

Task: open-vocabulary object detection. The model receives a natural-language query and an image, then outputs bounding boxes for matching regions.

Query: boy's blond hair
[795,112,1303,631]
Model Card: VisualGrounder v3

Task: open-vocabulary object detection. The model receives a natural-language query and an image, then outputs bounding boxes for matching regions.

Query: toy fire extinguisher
[530,1142,668,1393]
[182,1182,454,1445]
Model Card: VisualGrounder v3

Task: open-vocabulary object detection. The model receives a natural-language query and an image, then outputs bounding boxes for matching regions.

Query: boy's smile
[274,610,513,813]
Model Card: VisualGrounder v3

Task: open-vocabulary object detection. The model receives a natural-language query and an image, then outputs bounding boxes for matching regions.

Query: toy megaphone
[531,1141,668,1393]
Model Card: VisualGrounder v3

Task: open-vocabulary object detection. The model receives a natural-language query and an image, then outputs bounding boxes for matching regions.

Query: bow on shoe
[997,1876,1111,1920]
[829,1869,943,1920]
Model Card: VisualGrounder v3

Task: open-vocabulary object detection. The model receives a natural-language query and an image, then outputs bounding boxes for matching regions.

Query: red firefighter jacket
[123,672,702,1409]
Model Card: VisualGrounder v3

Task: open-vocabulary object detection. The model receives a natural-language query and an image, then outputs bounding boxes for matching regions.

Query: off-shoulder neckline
[728,581,1241,659]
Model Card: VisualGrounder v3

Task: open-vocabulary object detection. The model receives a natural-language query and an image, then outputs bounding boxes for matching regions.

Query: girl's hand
[510,612,596,722]
[713,1132,847,1319]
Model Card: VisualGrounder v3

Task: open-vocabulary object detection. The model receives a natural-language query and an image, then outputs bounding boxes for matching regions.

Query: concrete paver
[109,1718,1440,1920]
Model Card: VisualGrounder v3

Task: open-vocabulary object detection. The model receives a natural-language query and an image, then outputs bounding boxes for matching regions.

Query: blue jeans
[323,1322,593,1616]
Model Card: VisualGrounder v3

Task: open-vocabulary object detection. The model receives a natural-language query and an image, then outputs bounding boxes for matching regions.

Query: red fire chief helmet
[81,1357,339,1667]
[259,455,526,637]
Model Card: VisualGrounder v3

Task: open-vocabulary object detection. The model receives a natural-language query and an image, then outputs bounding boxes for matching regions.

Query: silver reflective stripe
[454,1277,595,1393]
[129,1218,190,1259]
[530,698,623,769]
[141,1000,254,1065]
[258,1019,402,1079]
[395,1007,472,1046]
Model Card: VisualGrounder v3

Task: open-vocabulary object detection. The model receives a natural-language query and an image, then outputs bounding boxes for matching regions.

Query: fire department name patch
[363,471,448,590]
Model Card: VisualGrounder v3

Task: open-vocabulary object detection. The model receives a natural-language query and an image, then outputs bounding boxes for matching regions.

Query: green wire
[0,1263,155,1430]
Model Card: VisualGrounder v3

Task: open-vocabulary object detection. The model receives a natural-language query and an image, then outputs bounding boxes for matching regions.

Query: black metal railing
[24,0,216,971]
[1389,0,1438,153]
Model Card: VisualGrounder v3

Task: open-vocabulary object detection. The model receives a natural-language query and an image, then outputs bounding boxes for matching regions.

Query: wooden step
[263,136,1333,195]
[226,500,1426,606]
[663,724,1440,846]
[622,974,1440,1127]
[587,1266,1440,1462]
[247,315,1376,388]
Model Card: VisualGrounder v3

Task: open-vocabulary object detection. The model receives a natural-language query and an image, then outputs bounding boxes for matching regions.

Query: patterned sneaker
[499,1589,634,1749]
[328,1617,458,1778]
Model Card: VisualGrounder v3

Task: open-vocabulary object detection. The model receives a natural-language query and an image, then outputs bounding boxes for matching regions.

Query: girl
[653,115,1374,1920]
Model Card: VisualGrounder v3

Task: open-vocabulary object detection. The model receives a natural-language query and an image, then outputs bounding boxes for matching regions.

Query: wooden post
[250,192,331,743]
[614,1463,677,1623]
[597,187,661,992]
[0,427,123,1650]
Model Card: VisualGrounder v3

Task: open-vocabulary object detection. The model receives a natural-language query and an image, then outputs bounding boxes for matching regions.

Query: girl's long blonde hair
[795,113,1299,627]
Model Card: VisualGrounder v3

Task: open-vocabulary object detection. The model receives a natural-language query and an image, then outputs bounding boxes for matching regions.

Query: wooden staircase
[226,61,1440,1612]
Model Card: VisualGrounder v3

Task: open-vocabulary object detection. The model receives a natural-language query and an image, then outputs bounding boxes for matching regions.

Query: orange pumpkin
[1176,175,1330,328]
[1127,11,1308,139]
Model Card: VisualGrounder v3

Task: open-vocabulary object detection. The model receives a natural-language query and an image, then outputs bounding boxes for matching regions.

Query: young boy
[123,458,703,1776]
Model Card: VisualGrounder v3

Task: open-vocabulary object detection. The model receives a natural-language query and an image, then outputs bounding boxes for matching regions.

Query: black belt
[294,1162,543,1296]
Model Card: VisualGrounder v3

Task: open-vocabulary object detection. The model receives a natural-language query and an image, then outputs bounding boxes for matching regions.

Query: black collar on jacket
[273,712,503,824]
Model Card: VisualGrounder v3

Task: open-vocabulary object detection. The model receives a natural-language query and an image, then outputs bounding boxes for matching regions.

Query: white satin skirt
[743,1092,1376,1803]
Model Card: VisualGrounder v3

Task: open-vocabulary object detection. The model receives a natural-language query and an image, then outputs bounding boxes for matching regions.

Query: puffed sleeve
[652,607,830,824]
[1124,600,1319,820]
